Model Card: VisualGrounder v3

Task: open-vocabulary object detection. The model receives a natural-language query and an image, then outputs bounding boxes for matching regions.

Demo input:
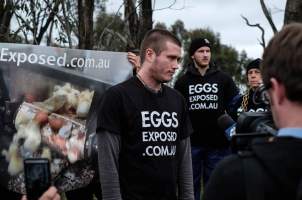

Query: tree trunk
[78,0,84,48]
[0,0,14,42]
[139,0,152,44]
[284,0,302,24]
[125,0,153,49]
[124,0,139,49]
[78,0,94,49]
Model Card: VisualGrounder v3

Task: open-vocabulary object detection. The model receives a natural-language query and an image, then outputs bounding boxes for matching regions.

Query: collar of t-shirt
[278,128,302,139]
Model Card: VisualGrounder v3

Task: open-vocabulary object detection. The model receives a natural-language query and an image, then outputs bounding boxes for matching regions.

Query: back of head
[140,29,181,64]
[261,23,302,103]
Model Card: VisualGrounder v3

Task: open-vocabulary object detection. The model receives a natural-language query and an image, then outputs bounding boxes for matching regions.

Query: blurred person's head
[261,23,302,128]
[139,29,182,83]
[189,38,211,68]
[246,58,262,89]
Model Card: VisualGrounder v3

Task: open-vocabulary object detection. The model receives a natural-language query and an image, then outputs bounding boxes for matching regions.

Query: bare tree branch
[260,0,277,34]
[15,14,29,43]
[241,15,266,49]
[35,0,60,44]
[98,0,143,48]
[104,28,128,44]
[14,12,34,32]
[153,0,186,11]
[61,0,72,48]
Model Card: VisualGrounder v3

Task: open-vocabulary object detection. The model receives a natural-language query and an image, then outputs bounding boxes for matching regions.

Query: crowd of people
[95,24,302,200]
[2,23,302,200]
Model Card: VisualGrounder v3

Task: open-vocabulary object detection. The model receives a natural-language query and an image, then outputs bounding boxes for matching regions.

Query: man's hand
[127,52,141,73]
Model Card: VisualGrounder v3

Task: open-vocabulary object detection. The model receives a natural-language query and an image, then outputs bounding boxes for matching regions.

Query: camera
[231,85,277,152]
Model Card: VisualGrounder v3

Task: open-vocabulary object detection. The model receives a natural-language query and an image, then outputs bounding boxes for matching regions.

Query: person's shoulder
[214,69,232,78]
[213,70,236,85]
[164,85,182,95]
[106,77,135,93]
[204,153,246,200]
[215,154,243,172]
[174,73,191,92]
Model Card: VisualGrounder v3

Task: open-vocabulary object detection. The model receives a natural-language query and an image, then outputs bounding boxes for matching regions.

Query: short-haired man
[204,23,302,200]
[97,29,194,200]
[174,38,239,200]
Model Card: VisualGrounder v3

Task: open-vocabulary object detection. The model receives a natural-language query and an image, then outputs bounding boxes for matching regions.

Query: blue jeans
[191,146,230,200]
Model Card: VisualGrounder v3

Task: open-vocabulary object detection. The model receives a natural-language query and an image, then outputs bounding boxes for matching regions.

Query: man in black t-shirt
[97,29,194,200]
[174,38,239,200]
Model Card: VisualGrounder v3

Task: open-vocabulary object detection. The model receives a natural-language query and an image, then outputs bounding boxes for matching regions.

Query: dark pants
[191,146,230,200]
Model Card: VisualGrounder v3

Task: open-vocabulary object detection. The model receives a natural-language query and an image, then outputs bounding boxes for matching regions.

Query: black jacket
[204,136,302,200]
[175,64,238,147]
[238,88,268,113]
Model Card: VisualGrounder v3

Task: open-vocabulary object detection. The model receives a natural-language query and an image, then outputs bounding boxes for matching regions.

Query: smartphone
[23,158,51,200]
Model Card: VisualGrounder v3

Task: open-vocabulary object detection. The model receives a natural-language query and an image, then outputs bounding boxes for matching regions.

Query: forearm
[178,137,194,200]
[97,131,122,200]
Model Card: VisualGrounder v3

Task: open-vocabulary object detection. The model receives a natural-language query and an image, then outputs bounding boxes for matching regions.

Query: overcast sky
[106,0,286,59]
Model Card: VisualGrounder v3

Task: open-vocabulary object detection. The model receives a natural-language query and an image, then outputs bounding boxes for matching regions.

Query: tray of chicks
[1,83,95,193]
[2,83,94,176]
[2,104,88,178]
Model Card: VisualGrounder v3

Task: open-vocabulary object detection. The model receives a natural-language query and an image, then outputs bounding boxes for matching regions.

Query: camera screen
[24,159,51,200]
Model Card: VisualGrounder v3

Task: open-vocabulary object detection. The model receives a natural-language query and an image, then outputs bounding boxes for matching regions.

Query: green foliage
[154,22,168,30]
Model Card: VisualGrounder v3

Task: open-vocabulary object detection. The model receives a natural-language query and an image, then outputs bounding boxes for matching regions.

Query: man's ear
[145,48,155,62]
[270,78,286,106]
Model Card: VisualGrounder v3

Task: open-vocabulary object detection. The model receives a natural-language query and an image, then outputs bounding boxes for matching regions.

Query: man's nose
[172,60,179,69]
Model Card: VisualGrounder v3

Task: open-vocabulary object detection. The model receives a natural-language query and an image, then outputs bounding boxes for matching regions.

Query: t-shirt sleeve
[97,87,123,135]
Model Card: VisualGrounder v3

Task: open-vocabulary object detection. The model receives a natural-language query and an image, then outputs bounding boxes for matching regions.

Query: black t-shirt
[175,65,238,147]
[98,76,192,200]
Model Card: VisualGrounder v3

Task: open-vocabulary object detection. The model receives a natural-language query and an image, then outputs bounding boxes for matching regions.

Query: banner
[0,43,132,193]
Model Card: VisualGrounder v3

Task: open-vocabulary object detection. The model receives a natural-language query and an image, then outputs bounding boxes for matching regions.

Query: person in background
[97,29,194,200]
[21,186,60,200]
[204,22,302,200]
[174,37,239,200]
[237,58,268,114]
